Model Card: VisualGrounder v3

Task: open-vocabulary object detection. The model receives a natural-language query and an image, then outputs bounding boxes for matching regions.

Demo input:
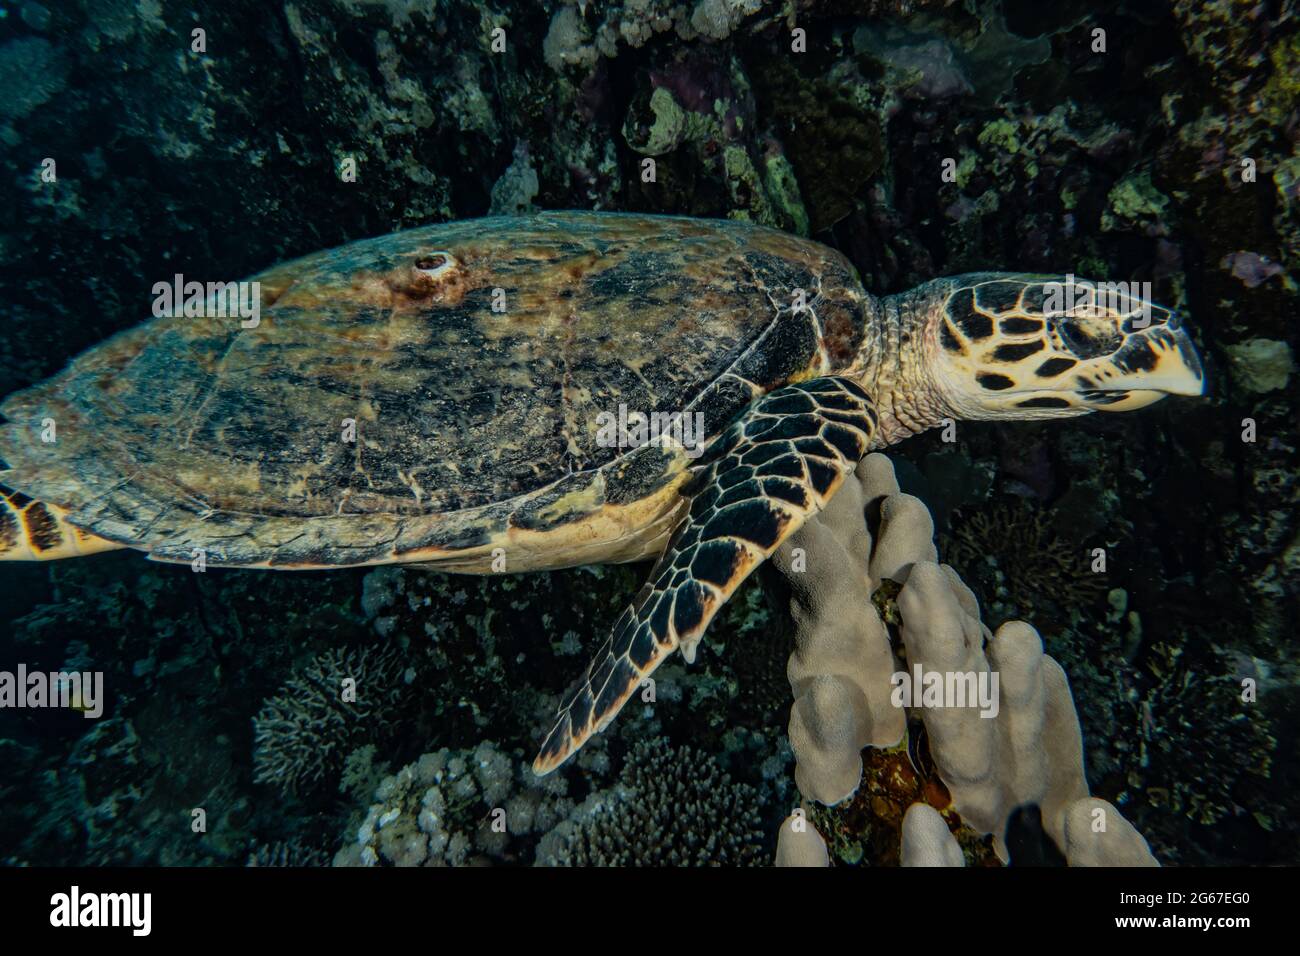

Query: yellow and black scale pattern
[931,271,1202,412]
[534,377,879,773]
[0,485,118,560]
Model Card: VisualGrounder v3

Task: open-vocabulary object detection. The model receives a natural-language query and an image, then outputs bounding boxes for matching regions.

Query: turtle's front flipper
[533,377,878,774]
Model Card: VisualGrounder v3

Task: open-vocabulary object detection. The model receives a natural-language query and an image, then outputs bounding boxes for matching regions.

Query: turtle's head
[909,274,1204,425]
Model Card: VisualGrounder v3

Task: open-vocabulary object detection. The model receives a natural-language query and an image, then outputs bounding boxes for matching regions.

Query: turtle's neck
[855,287,956,448]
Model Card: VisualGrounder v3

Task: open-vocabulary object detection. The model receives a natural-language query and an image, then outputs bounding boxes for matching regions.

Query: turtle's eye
[1058,319,1090,352]
[1055,316,1122,359]
[389,249,465,300]
[415,252,454,276]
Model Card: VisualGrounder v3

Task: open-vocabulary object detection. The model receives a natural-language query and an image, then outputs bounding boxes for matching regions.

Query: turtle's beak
[1093,321,1204,412]
[1107,319,1206,405]
[1146,323,1205,396]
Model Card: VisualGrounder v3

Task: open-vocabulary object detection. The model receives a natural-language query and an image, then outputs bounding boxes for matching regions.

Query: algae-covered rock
[1101,170,1171,233]
[1226,338,1295,394]
[623,86,688,156]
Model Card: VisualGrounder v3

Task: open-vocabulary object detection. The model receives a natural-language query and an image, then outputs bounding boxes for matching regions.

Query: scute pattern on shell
[0,212,867,567]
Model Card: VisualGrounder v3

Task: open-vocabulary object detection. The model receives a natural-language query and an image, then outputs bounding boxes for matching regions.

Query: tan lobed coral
[769,453,915,806]
[773,453,1156,866]
[774,811,830,867]
[900,803,965,867]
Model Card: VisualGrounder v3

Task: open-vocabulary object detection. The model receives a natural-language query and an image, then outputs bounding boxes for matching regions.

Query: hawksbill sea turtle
[0,211,1204,774]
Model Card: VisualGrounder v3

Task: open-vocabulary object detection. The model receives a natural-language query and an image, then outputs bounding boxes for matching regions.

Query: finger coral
[901,803,964,867]
[770,453,914,805]
[775,453,1156,865]
[775,812,830,867]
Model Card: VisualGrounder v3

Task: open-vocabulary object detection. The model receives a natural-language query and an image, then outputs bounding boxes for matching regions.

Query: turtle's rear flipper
[532,377,878,774]
[0,484,123,561]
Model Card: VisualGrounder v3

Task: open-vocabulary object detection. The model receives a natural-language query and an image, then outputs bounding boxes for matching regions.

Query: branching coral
[1045,603,1276,862]
[246,840,330,867]
[545,737,766,866]
[1128,642,1274,830]
[944,498,1108,623]
[252,645,416,795]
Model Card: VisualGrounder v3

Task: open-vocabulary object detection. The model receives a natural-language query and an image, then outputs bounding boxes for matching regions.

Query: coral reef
[0,37,69,121]
[335,735,767,866]
[0,555,365,865]
[1044,598,1277,863]
[0,0,1295,868]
